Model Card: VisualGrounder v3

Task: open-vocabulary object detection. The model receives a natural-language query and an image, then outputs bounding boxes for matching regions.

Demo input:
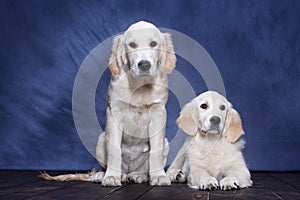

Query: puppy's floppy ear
[109,35,127,75]
[160,33,176,74]
[176,101,198,136]
[225,108,245,143]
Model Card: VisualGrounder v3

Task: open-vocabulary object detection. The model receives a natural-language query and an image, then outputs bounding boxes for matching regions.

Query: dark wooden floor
[0,171,299,199]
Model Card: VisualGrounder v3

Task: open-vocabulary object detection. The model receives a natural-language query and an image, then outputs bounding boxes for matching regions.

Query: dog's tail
[39,169,104,182]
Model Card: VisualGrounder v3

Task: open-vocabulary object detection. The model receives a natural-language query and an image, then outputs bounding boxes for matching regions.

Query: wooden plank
[0,170,40,182]
[26,182,124,200]
[276,192,300,199]
[138,173,293,200]
[0,171,299,200]
[100,183,152,200]
[238,173,299,200]
[0,170,41,189]
[139,185,243,200]
[0,179,77,199]
[0,170,37,178]
[249,173,299,192]
[138,183,210,200]
[0,170,82,189]
[269,172,300,190]
[267,172,300,199]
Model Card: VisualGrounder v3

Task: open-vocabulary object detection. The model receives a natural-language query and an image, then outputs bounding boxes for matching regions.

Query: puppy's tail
[39,169,104,182]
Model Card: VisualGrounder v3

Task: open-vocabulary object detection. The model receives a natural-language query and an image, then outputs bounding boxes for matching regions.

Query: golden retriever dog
[166,91,252,190]
[40,21,176,186]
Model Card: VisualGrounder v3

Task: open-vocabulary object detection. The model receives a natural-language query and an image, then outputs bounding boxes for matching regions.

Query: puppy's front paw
[220,177,239,190]
[166,170,186,183]
[198,176,218,190]
[188,176,218,190]
[150,173,171,186]
[102,175,121,186]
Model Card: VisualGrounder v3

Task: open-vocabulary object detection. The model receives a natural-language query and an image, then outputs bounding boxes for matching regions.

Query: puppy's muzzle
[138,60,151,71]
[201,116,222,135]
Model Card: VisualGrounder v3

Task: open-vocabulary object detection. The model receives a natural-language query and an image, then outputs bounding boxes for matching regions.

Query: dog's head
[108,21,176,77]
[176,91,244,143]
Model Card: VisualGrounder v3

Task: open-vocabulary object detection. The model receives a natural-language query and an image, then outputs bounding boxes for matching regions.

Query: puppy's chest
[189,137,234,165]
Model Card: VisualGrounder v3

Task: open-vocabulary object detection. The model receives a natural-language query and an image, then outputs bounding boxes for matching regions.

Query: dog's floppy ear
[176,101,198,136]
[160,33,176,74]
[109,35,127,75]
[225,108,245,143]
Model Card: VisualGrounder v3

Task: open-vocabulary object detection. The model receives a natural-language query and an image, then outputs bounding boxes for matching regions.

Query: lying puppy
[167,91,252,190]
[40,21,176,186]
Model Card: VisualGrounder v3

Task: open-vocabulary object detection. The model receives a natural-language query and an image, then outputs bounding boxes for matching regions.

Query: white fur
[96,21,176,186]
[167,91,252,190]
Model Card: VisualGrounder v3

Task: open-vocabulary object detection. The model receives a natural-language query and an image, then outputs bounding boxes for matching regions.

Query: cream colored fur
[40,21,176,186]
[167,91,252,190]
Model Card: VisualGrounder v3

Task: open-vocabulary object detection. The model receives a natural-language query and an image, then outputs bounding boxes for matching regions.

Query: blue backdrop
[0,0,299,171]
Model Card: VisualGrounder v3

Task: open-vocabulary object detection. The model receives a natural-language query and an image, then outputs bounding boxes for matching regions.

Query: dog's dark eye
[220,105,226,111]
[200,103,208,109]
[129,42,137,49]
[150,41,157,48]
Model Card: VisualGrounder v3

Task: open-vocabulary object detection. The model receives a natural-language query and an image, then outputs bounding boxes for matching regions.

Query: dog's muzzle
[138,60,151,72]
[210,116,221,126]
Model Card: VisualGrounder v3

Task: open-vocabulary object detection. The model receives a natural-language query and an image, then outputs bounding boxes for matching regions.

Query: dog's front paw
[167,170,186,183]
[220,177,239,190]
[127,172,148,184]
[150,173,171,186]
[102,175,121,186]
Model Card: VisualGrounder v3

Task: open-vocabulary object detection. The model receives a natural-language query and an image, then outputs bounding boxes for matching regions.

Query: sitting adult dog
[167,91,252,190]
[41,21,176,186]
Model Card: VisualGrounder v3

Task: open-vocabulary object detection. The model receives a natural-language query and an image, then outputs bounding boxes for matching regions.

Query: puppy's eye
[220,105,226,111]
[200,103,208,109]
[150,41,157,48]
[129,42,137,49]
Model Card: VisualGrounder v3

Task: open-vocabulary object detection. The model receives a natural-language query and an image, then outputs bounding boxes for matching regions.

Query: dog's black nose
[138,60,151,71]
[210,116,221,125]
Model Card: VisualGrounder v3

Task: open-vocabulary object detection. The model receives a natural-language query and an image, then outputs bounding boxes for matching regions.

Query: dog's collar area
[130,100,162,109]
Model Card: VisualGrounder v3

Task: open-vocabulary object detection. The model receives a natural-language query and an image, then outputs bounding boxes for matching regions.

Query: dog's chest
[118,90,165,138]
[122,134,149,153]
[122,103,161,141]
[129,84,167,106]
[129,105,151,126]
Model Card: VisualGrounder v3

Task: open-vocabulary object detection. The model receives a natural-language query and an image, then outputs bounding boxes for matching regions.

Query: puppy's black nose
[138,60,151,71]
[210,116,221,125]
